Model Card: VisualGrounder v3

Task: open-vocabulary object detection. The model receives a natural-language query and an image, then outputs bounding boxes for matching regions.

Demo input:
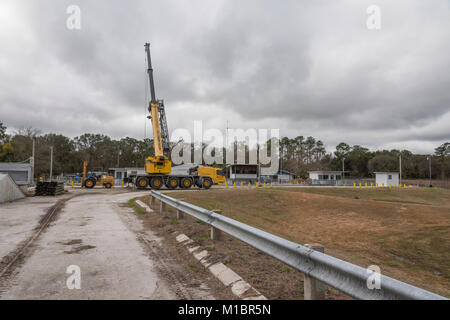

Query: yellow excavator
[134,43,225,190]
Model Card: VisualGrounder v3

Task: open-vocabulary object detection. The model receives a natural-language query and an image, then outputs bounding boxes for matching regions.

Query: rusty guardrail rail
[150,190,447,300]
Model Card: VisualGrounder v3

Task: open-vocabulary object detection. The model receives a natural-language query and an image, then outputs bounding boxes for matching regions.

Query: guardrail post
[160,201,166,213]
[304,243,325,300]
[176,199,184,219]
[150,195,155,206]
[210,209,223,240]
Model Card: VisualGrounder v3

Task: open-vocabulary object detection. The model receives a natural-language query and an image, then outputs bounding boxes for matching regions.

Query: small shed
[374,172,399,186]
[308,171,344,185]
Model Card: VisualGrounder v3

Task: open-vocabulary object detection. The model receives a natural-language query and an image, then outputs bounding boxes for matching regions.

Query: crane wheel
[84,178,95,189]
[181,177,193,189]
[136,177,149,189]
[150,176,163,189]
[202,177,213,190]
[167,177,178,189]
[105,182,112,189]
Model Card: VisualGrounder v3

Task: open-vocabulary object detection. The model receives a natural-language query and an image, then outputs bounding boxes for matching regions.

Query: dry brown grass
[168,186,450,297]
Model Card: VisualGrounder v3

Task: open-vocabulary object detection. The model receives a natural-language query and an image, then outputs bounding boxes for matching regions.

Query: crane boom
[145,43,157,102]
[145,43,170,155]
[134,43,223,190]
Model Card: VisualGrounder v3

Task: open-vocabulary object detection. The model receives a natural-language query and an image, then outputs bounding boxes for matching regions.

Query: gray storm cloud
[0,0,449,154]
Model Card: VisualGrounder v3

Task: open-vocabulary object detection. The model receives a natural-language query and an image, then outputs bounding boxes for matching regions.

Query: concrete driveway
[0,190,213,299]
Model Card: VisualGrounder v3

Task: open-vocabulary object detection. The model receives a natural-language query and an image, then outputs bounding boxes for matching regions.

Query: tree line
[279,137,449,179]
[0,122,448,179]
[0,123,154,178]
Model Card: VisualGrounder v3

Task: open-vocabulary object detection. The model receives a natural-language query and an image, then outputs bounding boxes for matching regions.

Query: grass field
[169,187,450,297]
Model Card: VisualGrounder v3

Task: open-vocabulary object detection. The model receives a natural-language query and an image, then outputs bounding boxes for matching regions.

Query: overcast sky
[0,0,449,154]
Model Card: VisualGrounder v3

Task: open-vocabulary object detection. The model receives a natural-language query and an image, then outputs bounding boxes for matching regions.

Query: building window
[323,175,329,180]
[388,174,392,180]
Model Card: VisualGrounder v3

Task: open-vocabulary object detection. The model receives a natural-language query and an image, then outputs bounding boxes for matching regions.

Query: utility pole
[399,153,402,186]
[49,146,53,181]
[342,157,345,185]
[31,138,35,185]
[427,155,432,187]
[226,120,229,162]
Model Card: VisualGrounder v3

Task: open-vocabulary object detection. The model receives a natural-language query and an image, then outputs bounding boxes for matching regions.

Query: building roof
[308,171,343,174]
[374,172,399,174]
[0,162,32,170]
[276,170,295,175]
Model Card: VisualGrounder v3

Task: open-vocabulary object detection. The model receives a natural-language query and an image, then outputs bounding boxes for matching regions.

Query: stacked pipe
[35,181,65,196]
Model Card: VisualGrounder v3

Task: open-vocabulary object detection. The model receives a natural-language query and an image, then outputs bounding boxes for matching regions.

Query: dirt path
[0,191,217,299]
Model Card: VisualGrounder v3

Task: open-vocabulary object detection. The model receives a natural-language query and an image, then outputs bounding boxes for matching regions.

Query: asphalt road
[0,190,213,299]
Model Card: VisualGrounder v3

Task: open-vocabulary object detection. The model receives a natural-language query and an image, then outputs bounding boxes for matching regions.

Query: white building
[374,172,399,186]
[108,167,145,184]
[228,164,260,183]
[308,171,344,185]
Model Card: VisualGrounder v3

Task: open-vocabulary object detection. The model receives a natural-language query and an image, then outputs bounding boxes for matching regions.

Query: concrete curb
[135,200,153,213]
[175,233,266,300]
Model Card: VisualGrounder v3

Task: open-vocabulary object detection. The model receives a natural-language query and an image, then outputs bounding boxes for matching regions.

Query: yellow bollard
[233,182,236,188]
[353,182,356,188]
[389,184,391,189]
[248,182,251,188]
[71,181,74,188]
[218,183,221,188]
[359,183,361,189]
[240,182,243,188]
[270,182,273,188]
[225,181,228,188]
[121,180,124,188]
[382,183,384,188]
[376,183,378,188]
[364,182,367,188]
[371,183,373,188]
[263,182,266,188]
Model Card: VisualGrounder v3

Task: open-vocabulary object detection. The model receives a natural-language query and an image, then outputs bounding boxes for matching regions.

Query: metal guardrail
[150,190,447,300]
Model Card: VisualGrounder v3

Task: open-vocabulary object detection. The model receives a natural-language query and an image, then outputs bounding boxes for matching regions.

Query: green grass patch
[128,198,143,214]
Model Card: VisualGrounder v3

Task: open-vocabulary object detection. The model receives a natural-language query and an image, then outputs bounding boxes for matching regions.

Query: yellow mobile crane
[134,43,224,190]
